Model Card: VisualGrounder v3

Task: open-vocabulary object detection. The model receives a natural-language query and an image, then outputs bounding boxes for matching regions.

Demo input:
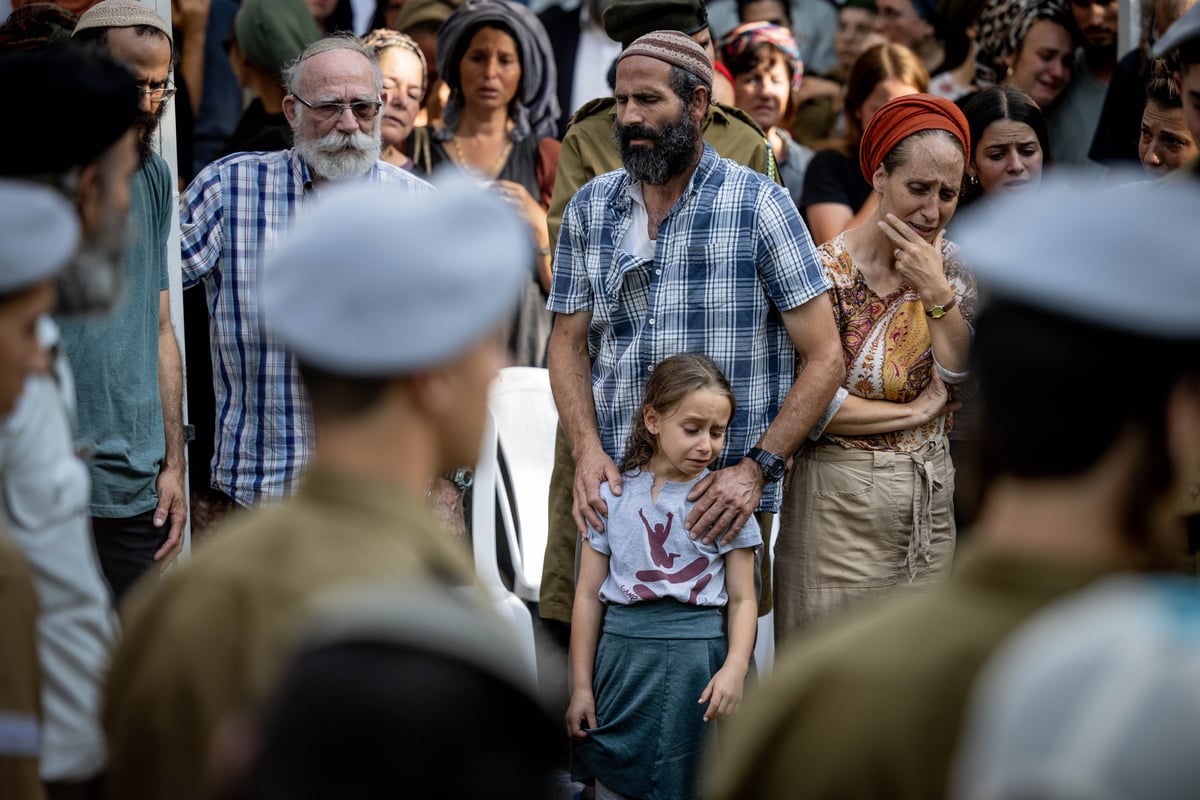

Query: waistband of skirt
[804,437,949,465]
[603,600,725,639]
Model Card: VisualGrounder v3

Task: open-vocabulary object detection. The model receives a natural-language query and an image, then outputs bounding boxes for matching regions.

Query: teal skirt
[573,601,726,800]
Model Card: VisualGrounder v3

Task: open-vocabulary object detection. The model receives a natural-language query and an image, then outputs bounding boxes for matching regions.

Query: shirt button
[648,318,655,325]
[655,269,661,275]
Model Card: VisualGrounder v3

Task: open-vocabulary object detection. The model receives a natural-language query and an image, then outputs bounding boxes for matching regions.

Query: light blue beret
[1153,0,1200,57]
[0,179,80,294]
[953,177,1200,339]
[261,174,533,375]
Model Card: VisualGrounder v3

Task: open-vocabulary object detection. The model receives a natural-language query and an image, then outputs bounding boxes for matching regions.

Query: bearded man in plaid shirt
[180,36,429,510]
[540,32,844,631]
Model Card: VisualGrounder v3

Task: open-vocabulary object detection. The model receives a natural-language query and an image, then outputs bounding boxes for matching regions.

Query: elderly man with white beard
[181,34,430,512]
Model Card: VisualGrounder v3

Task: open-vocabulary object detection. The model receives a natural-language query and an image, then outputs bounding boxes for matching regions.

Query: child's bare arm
[699,547,757,721]
[567,544,609,739]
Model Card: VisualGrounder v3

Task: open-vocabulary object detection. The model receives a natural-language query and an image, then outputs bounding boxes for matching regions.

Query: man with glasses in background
[67,0,188,604]
[179,35,428,517]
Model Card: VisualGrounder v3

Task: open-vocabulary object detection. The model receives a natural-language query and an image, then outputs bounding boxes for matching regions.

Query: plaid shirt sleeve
[547,188,596,315]
[179,163,225,289]
[754,181,832,310]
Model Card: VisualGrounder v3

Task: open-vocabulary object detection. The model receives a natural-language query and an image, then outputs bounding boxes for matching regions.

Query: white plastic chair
[470,366,559,682]
[480,366,558,603]
[472,403,539,683]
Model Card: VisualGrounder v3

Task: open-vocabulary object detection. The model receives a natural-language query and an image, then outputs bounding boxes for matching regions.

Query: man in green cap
[222,0,324,154]
[539,0,783,647]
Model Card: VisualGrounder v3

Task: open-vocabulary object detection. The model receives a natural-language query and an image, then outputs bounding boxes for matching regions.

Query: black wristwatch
[746,447,786,482]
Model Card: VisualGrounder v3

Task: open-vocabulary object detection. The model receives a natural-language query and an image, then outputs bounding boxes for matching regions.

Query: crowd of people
[0,0,1198,797]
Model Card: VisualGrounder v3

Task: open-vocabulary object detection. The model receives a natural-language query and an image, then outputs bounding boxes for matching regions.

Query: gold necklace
[451,133,513,180]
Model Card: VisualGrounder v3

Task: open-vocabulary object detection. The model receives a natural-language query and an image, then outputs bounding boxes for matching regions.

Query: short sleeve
[800,150,871,214]
[753,182,831,311]
[717,513,763,555]
[179,164,226,288]
[149,155,173,292]
[584,481,616,555]
[546,189,596,315]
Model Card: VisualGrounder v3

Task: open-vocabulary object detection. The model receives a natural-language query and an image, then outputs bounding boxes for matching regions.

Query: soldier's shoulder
[710,102,769,139]
[566,97,617,132]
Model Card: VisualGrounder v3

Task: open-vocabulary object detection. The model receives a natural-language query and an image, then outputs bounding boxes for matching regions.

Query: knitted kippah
[74,0,171,43]
[617,30,713,91]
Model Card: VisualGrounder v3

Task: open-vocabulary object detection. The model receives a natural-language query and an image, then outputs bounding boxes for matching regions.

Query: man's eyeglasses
[137,80,176,101]
[291,93,382,121]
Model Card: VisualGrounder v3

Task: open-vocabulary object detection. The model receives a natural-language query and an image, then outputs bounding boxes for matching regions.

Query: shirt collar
[619,141,718,212]
[290,148,315,191]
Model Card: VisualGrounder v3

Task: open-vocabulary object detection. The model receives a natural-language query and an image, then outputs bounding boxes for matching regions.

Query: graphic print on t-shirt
[632,506,712,602]
[640,508,681,568]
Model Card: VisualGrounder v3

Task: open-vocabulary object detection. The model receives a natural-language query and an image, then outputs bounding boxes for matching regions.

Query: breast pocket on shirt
[679,245,745,310]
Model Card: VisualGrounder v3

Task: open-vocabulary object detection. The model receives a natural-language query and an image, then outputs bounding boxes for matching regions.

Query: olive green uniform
[103,466,484,800]
[705,546,1112,800]
[541,98,779,626]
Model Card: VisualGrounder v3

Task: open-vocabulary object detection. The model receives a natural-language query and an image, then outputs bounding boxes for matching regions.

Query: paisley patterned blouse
[818,232,977,452]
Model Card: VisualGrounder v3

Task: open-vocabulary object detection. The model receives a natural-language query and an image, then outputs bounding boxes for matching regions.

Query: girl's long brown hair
[619,353,737,474]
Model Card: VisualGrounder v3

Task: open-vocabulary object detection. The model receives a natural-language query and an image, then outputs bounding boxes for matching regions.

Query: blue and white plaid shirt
[549,143,830,511]
[181,149,430,506]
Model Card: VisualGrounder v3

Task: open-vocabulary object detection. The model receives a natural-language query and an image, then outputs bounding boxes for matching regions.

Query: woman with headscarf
[972,0,1077,111]
[411,0,561,367]
[775,94,976,639]
[362,29,427,172]
[720,21,814,208]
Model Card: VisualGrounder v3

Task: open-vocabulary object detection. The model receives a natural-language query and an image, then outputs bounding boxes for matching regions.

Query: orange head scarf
[858,94,971,184]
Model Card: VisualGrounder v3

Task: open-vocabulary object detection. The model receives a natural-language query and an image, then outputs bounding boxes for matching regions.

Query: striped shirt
[549,143,830,511]
[180,149,430,506]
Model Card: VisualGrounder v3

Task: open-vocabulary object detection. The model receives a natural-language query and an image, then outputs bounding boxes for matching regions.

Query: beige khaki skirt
[773,438,956,642]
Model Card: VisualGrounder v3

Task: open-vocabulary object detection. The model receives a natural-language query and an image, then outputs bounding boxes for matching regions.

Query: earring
[968,174,979,188]
[1005,65,1014,80]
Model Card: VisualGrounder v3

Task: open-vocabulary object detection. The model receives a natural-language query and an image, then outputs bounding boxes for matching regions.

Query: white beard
[296,127,383,181]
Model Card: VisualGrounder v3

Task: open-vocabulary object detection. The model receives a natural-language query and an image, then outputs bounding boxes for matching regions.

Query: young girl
[566,353,762,800]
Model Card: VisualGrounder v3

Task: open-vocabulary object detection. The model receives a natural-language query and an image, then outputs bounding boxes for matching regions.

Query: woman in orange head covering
[774,93,977,641]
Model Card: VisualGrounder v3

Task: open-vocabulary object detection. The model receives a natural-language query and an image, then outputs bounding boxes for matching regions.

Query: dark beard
[135,102,168,166]
[613,105,700,185]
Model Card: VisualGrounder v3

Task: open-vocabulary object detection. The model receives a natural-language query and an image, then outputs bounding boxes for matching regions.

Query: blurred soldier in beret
[0,179,80,800]
[104,177,534,800]
[0,43,140,797]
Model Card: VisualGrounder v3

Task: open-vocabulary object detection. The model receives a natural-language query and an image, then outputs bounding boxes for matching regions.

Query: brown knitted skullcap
[616,30,713,91]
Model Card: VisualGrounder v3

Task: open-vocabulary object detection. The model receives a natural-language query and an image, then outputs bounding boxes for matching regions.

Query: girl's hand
[879,214,953,307]
[566,689,597,740]
[699,665,747,722]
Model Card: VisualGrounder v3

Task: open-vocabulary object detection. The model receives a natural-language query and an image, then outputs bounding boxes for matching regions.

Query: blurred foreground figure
[213,586,560,800]
[706,179,1200,799]
[953,575,1200,799]
[0,45,140,797]
[103,177,533,800]
[0,180,81,800]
